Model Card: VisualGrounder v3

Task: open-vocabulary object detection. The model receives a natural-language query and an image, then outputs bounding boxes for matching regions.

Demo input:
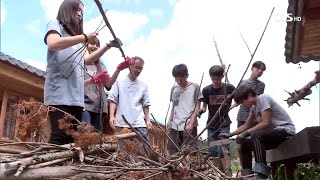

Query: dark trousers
[82,111,106,131]
[48,105,83,145]
[167,127,197,155]
[240,128,291,169]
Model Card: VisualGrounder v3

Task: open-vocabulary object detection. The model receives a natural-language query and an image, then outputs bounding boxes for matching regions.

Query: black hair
[252,61,266,71]
[57,0,84,36]
[233,85,257,104]
[209,65,224,77]
[172,64,188,77]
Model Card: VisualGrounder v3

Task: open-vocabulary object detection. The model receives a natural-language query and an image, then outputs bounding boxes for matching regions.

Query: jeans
[82,111,107,131]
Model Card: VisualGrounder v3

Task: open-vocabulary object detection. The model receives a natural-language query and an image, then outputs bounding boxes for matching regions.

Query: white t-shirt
[107,76,151,127]
[170,82,203,131]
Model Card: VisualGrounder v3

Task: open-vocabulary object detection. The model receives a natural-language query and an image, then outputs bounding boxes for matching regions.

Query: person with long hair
[44,0,121,144]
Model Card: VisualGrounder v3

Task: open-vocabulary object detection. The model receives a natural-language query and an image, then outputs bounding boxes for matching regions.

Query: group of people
[44,0,296,178]
[44,0,151,146]
[166,61,295,178]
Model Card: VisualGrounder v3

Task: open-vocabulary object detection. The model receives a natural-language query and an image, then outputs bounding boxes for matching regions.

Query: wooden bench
[266,126,320,180]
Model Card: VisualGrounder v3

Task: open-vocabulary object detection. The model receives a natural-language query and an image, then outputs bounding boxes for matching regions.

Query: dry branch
[0,143,117,176]
[285,70,320,107]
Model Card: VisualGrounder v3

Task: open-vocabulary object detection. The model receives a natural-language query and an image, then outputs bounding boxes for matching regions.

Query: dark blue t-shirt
[200,83,235,128]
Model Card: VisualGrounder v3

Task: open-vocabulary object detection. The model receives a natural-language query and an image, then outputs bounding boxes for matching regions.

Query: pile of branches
[0,100,255,180]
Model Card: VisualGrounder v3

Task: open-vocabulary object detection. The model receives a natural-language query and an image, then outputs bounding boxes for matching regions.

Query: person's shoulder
[137,79,148,87]
[189,81,199,88]
[202,84,211,90]
[226,83,236,89]
[258,94,271,100]
[240,79,249,85]
[116,76,128,83]
[47,19,60,27]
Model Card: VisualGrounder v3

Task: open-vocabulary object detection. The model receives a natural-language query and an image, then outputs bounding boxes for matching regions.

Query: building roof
[284,0,320,64]
[0,52,46,78]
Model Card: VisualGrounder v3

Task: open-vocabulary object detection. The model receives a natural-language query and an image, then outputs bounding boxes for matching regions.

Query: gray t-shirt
[84,63,108,113]
[107,76,151,128]
[251,94,295,135]
[170,82,203,131]
[44,19,85,107]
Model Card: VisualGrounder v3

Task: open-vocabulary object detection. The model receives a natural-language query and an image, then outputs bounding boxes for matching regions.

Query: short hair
[252,61,266,71]
[172,64,188,77]
[233,85,257,104]
[209,65,224,77]
[131,56,144,65]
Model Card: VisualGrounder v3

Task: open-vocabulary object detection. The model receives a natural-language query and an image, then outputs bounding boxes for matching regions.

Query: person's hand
[218,132,232,139]
[107,38,122,48]
[235,131,250,144]
[91,71,109,85]
[186,120,194,132]
[117,56,132,71]
[197,107,206,118]
[146,120,152,129]
[109,116,116,129]
[166,123,171,131]
[85,32,99,44]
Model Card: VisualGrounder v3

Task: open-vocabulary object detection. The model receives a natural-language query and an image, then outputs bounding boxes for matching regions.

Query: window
[0,90,3,118]
[2,95,19,140]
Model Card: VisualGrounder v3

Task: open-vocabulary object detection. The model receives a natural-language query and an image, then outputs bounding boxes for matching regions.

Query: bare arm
[246,109,272,134]
[84,44,111,65]
[46,33,86,51]
[109,101,117,119]
[189,101,201,126]
[143,106,151,122]
[105,69,121,89]
[169,106,174,123]
[143,106,152,129]
[230,111,255,136]
[108,101,117,129]
[166,106,174,129]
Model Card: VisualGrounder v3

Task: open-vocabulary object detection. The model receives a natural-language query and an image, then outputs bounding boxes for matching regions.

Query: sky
[0,0,319,138]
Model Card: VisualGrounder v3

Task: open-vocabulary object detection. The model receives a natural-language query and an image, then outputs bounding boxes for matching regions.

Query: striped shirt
[236,79,265,122]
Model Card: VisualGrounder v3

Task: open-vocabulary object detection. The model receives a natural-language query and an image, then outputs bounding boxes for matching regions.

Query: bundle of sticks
[0,100,252,180]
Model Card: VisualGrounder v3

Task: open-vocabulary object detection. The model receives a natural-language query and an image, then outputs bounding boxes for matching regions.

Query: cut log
[1,166,78,179]
[0,143,117,176]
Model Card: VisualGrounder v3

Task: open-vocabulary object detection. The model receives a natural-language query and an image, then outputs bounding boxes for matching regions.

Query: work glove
[235,131,250,144]
[91,71,109,85]
[218,132,232,139]
[107,38,122,48]
[117,56,132,71]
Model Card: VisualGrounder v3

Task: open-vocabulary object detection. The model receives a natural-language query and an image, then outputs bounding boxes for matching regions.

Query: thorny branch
[285,70,320,107]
